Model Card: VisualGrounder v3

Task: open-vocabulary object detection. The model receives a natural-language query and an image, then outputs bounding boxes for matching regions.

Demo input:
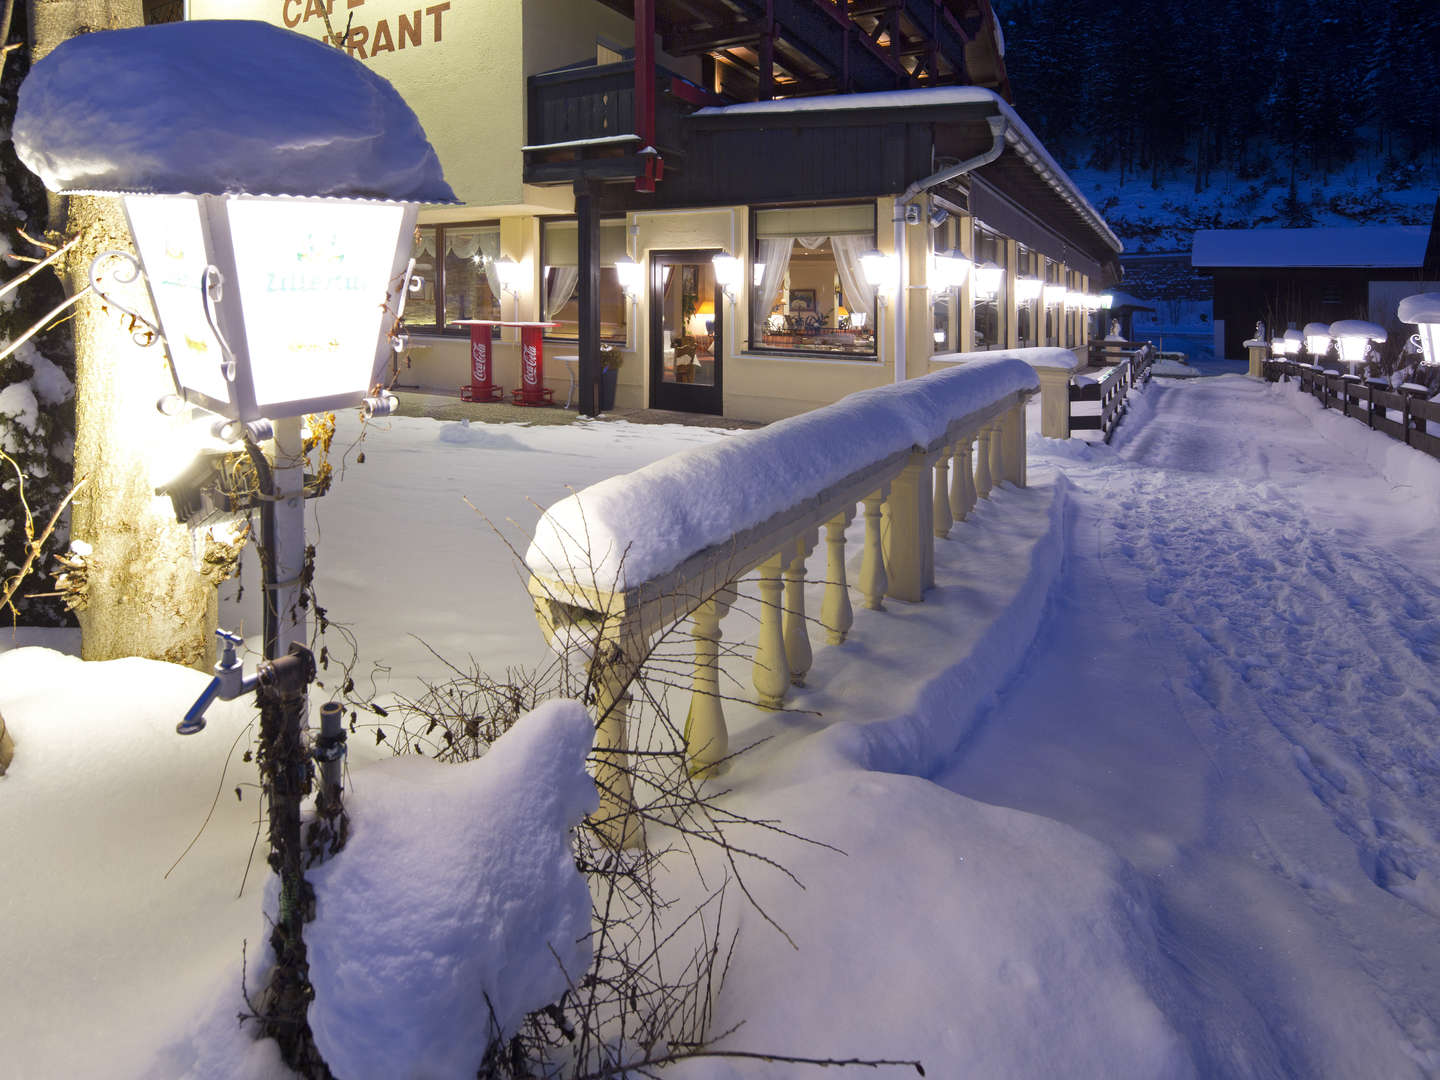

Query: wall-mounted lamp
[1015,277,1043,302]
[613,254,642,301]
[930,251,972,291]
[1098,292,1114,309]
[494,255,524,297]
[1043,283,1067,307]
[972,263,1003,299]
[1399,293,1440,366]
[712,252,743,302]
[860,249,898,305]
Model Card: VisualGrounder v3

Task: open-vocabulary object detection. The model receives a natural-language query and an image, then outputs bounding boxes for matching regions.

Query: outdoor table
[555,355,579,409]
[450,320,558,405]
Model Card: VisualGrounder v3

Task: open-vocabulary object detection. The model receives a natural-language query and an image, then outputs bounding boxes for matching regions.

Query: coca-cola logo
[523,344,539,385]
[471,340,489,380]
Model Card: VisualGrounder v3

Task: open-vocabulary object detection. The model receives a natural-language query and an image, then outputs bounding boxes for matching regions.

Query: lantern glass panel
[227,198,405,413]
[1419,324,1440,366]
[125,194,232,409]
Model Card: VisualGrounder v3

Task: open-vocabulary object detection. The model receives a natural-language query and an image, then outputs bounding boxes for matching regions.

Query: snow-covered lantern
[13,20,457,427]
[1329,319,1385,367]
[1283,329,1303,356]
[1270,337,1286,357]
[1303,322,1333,359]
[1098,293,1114,309]
[1398,293,1440,367]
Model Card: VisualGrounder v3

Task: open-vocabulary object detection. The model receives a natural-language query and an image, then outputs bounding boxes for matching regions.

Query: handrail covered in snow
[1268,357,1440,460]
[526,357,1039,846]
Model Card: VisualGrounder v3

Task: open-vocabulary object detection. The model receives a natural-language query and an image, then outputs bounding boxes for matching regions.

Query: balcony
[524,59,715,185]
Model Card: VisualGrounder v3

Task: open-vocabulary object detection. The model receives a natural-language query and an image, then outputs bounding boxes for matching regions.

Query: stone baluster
[884,454,934,603]
[988,419,1005,490]
[950,437,975,522]
[589,617,646,849]
[974,425,994,500]
[685,584,737,777]
[752,552,790,709]
[933,447,953,538]
[783,529,818,686]
[820,511,854,645]
[858,488,888,610]
[1007,403,1028,487]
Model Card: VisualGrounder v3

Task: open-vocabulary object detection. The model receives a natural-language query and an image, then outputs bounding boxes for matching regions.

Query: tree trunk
[30,0,216,668]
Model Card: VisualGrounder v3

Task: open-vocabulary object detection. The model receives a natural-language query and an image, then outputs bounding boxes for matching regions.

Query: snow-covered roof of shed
[1191,226,1429,269]
[13,20,455,203]
[694,87,1121,255]
[1398,293,1440,325]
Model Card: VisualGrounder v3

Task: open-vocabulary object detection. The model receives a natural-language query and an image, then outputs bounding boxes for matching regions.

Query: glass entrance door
[650,251,723,415]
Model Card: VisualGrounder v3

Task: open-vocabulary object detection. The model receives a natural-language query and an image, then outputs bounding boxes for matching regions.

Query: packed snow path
[943,376,1440,1076]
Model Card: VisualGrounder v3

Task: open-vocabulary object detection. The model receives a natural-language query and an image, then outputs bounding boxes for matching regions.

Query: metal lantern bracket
[88,249,163,348]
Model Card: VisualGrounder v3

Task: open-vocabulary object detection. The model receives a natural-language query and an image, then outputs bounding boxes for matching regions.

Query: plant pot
[600,365,618,411]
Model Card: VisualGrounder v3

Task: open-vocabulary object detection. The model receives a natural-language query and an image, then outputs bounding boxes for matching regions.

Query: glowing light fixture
[972,262,1003,299]
[613,254,642,300]
[1098,293,1114,308]
[1330,319,1386,366]
[1398,293,1440,366]
[930,251,973,291]
[1043,284,1067,307]
[1015,276,1043,302]
[712,252,743,301]
[860,249,898,305]
[1283,329,1303,355]
[1303,322,1332,359]
[493,255,524,297]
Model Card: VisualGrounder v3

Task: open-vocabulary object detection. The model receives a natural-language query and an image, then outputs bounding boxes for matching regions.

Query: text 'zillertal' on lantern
[280,1,450,59]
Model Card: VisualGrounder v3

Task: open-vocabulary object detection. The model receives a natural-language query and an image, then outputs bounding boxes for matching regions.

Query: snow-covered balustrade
[525,357,1039,845]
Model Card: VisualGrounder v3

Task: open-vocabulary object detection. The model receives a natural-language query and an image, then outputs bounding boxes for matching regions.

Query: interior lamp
[712,252,743,301]
[613,254,642,300]
[1043,283,1067,307]
[1015,277,1043,302]
[1330,319,1386,366]
[931,251,972,291]
[859,249,898,305]
[1399,293,1440,366]
[972,263,1003,299]
[1304,322,1332,358]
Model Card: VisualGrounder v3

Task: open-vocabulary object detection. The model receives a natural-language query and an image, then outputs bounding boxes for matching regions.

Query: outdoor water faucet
[178,629,258,735]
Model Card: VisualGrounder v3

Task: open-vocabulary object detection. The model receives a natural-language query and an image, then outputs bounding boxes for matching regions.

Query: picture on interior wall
[789,289,816,313]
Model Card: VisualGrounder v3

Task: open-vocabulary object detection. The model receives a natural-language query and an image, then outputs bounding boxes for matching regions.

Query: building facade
[189,0,1122,422]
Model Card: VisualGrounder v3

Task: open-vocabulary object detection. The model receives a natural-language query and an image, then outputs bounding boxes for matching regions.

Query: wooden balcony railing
[525,356,1039,846]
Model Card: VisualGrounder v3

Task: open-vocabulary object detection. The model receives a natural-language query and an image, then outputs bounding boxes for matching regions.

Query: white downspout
[892,114,1009,383]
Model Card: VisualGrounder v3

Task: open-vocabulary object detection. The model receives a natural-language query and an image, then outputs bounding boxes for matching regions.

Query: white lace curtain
[752,235,875,336]
[544,267,580,320]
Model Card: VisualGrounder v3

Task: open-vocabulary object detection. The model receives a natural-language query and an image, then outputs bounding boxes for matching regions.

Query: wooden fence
[1071,343,1156,442]
[1265,359,1440,460]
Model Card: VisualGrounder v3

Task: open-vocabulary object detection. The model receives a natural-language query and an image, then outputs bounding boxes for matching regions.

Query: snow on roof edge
[695,87,1122,257]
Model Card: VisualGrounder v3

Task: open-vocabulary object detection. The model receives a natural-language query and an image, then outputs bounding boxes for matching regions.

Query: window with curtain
[1016,246,1039,347]
[749,203,877,357]
[1065,268,1078,347]
[1044,258,1062,346]
[407,222,501,335]
[540,219,628,344]
[931,213,961,354]
[972,222,1007,350]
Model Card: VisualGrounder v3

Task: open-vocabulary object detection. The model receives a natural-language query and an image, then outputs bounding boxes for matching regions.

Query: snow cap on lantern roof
[13,20,456,204]
[1398,293,1440,325]
[1328,319,1386,342]
[1303,322,1332,337]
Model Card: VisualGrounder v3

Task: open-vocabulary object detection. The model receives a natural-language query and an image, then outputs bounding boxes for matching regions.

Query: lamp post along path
[14,20,456,1071]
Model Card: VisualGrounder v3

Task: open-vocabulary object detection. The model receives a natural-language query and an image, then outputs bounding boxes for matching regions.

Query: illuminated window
[540,218,629,344]
[407,222,502,335]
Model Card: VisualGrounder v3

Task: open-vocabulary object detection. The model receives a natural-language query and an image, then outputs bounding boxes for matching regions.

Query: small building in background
[1192,211,1440,362]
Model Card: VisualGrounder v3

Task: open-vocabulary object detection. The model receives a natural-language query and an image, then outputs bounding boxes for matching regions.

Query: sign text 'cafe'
[280,0,451,58]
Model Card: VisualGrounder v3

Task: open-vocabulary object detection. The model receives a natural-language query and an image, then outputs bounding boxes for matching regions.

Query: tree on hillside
[22,0,216,666]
